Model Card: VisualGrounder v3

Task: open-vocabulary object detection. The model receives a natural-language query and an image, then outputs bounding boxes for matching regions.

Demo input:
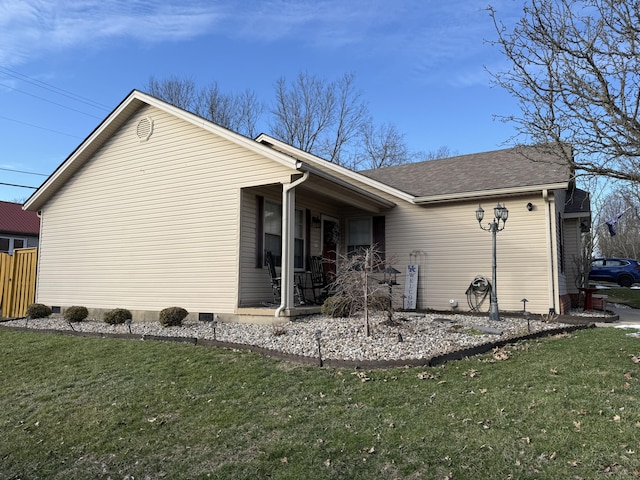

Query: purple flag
[606,212,624,236]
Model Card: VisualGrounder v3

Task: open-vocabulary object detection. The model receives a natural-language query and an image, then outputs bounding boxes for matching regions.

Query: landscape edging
[0,322,596,369]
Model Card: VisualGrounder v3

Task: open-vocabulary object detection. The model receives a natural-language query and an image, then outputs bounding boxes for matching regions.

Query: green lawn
[1,327,639,479]
[602,287,640,309]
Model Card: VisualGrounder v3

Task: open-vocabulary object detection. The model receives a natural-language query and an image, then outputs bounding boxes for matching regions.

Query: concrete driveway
[597,305,640,329]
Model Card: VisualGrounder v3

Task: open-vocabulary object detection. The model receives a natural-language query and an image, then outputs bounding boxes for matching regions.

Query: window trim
[0,236,27,255]
[260,198,306,270]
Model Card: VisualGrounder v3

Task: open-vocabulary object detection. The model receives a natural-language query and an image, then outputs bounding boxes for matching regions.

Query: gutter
[276,171,310,317]
[543,189,557,314]
[412,182,569,204]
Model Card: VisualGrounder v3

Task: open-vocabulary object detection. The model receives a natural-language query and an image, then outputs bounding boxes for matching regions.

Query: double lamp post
[475,203,509,321]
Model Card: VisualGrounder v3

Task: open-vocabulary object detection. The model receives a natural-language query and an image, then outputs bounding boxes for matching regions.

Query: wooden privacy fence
[0,248,38,318]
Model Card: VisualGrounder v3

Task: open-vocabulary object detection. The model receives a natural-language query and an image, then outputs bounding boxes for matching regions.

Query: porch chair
[265,251,305,305]
[306,255,330,304]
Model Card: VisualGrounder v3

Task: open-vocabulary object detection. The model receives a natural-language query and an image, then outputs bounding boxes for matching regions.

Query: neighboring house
[0,201,40,254]
[23,90,590,322]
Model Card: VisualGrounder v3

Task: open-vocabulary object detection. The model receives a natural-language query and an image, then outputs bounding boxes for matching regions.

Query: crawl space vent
[136,116,154,142]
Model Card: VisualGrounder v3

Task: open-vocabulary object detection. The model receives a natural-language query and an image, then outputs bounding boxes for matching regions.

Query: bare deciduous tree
[146,72,450,170]
[271,72,336,155]
[488,0,640,184]
[147,75,198,111]
[145,76,263,138]
[413,145,458,162]
[358,122,410,169]
[272,72,407,169]
[595,187,640,259]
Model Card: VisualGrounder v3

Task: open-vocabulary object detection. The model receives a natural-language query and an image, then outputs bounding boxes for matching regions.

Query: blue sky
[0,0,524,202]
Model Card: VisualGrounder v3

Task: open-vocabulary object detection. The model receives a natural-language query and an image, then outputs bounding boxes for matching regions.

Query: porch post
[276,172,309,317]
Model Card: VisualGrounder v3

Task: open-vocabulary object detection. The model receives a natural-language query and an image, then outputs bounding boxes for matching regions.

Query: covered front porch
[237,167,395,320]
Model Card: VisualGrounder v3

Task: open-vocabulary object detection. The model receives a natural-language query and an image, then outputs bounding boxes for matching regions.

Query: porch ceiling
[299,174,395,213]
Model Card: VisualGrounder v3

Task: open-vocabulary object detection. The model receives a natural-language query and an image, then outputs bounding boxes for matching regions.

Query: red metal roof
[0,201,40,236]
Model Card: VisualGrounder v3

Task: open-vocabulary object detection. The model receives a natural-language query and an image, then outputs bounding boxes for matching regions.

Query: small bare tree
[328,245,396,337]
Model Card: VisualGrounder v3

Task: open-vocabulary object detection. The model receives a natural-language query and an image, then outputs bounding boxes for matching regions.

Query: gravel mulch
[0,311,600,367]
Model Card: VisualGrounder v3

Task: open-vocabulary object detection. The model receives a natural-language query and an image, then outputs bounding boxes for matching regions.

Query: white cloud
[0,0,524,89]
[0,0,225,65]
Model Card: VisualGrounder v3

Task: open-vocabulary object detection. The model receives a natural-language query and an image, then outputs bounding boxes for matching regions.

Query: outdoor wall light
[526,202,534,211]
[476,203,509,321]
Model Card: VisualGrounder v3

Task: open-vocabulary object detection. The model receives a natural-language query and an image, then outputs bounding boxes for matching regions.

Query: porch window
[294,209,304,269]
[347,217,372,253]
[263,200,305,269]
[346,216,386,262]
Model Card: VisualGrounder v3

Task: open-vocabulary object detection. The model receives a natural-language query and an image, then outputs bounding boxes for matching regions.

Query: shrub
[26,303,52,319]
[104,308,132,325]
[321,295,353,318]
[369,295,392,311]
[159,307,189,327]
[64,306,89,323]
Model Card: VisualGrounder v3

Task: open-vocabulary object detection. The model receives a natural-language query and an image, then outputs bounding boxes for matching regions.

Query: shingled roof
[0,201,40,236]
[359,145,572,199]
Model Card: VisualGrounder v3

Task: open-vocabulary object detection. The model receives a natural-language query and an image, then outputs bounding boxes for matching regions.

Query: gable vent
[136,116,154,142]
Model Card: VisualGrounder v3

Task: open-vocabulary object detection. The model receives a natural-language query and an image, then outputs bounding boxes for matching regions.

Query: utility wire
[0,65,110,111]
[0,167,48,177]
[0,182,38,189]
[0,83,103,119]
[0,114,83,139]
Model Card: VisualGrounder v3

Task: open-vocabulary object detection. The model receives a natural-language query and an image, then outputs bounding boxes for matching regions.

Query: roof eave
[412,182,570,204]
[256,134,414,203]
[302,164,396,210]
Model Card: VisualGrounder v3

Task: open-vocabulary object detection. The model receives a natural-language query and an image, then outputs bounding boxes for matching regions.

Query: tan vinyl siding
[384,193,555,314]
[36,105,295,314]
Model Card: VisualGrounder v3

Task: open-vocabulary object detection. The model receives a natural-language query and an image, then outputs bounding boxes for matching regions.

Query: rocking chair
[306,255,330,304]
[265,251,305,305]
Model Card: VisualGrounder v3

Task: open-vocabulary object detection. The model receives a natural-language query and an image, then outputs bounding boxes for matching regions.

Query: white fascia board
[412,182,570,204]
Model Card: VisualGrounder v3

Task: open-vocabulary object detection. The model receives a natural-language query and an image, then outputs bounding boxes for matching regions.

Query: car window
[607,259,627,266]
[592,259,605,266]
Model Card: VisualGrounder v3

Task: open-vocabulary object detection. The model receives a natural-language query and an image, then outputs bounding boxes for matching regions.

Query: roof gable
[23,90,304,212]
[0,201,40,235]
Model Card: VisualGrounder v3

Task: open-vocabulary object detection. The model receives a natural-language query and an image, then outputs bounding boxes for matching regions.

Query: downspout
[276,171,310,317]
[543,189,557,314]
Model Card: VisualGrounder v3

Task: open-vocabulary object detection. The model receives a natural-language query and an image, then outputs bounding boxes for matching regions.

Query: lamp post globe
[476,203,508,321]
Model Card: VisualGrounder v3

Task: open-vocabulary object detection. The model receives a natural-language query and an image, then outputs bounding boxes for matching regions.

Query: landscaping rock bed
[0,311,599,367]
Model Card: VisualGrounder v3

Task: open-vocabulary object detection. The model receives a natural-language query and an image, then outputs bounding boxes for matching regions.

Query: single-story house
[23,90,590,323]
[0,201,40,254]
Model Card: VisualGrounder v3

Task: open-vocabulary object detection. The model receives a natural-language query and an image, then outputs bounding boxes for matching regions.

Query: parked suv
[589,258,640,287]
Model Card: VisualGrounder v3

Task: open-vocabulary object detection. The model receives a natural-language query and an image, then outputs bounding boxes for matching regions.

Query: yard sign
[404,264,419,310]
